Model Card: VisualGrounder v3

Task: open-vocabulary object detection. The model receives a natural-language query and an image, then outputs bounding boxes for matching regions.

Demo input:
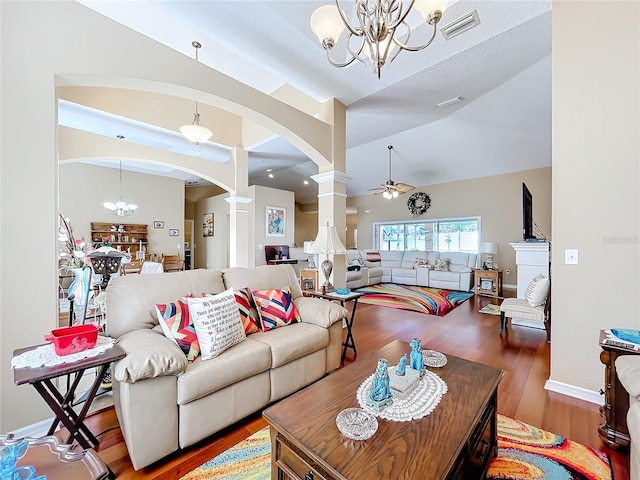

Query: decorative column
[226,147,253,267]
[509,241,551,329]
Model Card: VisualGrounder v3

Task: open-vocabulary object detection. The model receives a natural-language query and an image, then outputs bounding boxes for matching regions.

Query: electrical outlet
[505,269,510,274]
[565,249,579,265]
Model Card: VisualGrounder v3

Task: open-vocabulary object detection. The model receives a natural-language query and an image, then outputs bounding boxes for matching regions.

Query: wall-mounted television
[522,182,535,240]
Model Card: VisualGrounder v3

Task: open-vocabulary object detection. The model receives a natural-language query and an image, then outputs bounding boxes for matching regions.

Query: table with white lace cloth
[356,368,448,422]
[11,336,116,369]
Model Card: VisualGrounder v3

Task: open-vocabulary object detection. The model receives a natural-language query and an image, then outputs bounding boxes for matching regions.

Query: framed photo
[169,229,179,237]
[266,206,286,237]
[480,279,494,291]
[202,213,214,237]
[154,221,164,229]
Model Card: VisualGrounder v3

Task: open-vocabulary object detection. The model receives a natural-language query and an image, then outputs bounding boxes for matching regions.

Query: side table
[303,290,363,363]
[13,343,125,451]
[598,330,639,448]
[0,434,109,480]
[474,269,503,297]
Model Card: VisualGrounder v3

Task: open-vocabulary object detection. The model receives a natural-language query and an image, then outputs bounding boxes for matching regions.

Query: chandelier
[103,160,138,217]
[310,0,448,78]
[180,41,213,144]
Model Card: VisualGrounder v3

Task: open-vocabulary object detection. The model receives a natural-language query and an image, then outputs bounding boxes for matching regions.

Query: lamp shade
[303,240,315,254]
[310,4,345,43]
[307,223,347,255]
[179,123,213,144]
[480,242,499,254]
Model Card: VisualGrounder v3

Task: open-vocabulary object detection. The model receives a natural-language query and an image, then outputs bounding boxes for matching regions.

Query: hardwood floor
[76,293,630,479]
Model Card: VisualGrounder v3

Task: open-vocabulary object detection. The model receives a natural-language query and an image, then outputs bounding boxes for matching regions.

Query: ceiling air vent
[440,10,481,41]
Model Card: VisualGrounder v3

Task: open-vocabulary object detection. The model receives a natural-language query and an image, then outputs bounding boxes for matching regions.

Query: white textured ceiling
[71,0,552,204]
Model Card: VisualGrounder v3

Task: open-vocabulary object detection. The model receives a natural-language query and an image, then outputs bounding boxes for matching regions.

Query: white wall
[549,1,639,395]
[193,194,230,270]
[60,163,185,258]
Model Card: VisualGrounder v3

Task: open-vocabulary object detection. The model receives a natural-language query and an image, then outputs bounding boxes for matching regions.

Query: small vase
[68,267,90,306]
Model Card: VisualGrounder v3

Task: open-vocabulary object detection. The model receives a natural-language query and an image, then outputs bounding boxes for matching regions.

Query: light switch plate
[565,249,579,264]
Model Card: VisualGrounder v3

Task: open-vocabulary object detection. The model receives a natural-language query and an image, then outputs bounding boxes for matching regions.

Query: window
[375,217,480,252]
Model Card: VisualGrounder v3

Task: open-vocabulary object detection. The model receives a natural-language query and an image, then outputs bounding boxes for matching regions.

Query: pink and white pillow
[251,287,299,331]
[233,288,260,334]
[155,294,200,362]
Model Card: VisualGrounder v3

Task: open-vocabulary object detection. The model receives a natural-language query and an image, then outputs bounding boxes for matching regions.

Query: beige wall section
[550,2,639,393]
[60,163,185,258]
[0,1,337,432]
[251,185,296,266]
[194,195,231,271]
[348,167,552,288]
[294,205,318,247]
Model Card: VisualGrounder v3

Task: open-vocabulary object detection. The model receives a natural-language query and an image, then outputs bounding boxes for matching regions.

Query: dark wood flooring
[76,293,630,479]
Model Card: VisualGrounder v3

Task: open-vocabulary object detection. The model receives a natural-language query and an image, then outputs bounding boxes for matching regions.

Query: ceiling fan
[369,145,416,198]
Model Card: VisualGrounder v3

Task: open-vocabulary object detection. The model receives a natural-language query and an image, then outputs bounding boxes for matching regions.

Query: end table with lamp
[306,222,348,293]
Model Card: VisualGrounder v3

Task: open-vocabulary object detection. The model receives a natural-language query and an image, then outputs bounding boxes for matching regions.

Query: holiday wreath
[407,192,431,215]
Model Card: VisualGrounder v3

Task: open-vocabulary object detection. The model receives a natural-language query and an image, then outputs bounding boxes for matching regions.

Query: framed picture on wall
[266,206,285,237]
[154,221,164,229]
[169,229,179,237]
[202,213,214,237]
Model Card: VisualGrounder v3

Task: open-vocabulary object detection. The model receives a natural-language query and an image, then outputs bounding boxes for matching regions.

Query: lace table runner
[11,336,116,369]
[356,369,448,422]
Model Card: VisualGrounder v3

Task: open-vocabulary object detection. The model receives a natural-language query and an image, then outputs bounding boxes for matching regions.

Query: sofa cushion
[252,287,299,331]
[616,355,640,399]
[524,274,550,306]
[234,288,260,334]
[249,322,329,369]
[223,265,303,299]
[188,289,247,361]
[434,258,450,271]
[366,251,381,262]
[177,337,271,405]
[155,294,200,362]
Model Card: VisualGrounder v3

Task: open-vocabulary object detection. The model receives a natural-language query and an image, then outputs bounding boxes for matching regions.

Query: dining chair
[161,254,184,272]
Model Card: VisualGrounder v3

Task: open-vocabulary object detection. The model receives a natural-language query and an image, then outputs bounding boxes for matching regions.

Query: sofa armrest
[458,266,473,273]
[616,356,640,399]
[114,329,188,383]
[294,297,349,328]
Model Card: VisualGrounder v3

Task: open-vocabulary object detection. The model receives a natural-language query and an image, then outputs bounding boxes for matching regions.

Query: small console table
[598,330,639,449]
[474,269,503,298]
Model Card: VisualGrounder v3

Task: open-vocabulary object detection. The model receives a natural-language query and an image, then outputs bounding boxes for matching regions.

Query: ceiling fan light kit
[370,145,415,199]
[180,41,213,145]
[310,0,448,78]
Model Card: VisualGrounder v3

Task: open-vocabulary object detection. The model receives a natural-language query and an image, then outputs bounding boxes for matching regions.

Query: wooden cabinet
[474,269,503,297]
[91,222,148,256]
[598,330,639,448]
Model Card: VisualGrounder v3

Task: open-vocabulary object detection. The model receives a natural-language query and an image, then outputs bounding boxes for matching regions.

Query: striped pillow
[366,252,381,262]
[155,294,200,362]
[234,288,260,334]
[524,274,550,306]
[203,289,260,335]
[252,287,299,331]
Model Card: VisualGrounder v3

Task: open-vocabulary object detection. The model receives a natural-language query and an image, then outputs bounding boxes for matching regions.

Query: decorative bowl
[336,408,378,440]
[335,288,351,295]
[422,349,448,368]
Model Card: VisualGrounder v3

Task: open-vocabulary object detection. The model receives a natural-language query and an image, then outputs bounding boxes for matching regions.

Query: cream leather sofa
[615,355,640,479]
[106,265,348,470]
[346,250,476,291]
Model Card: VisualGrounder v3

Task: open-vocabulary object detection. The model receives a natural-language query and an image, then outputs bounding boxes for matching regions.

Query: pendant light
[180,41,213,145]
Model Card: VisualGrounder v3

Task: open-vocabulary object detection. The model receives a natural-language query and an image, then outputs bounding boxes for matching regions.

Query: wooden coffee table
[263,340,503,480]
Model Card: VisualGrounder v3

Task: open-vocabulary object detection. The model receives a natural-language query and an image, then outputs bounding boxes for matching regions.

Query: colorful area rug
[356,283,473,316]
[479,303,502,316]
[181,415,612,480]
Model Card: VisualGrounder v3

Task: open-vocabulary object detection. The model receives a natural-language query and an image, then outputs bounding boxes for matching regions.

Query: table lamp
[87,246,128,289]
[480,242,499,270]
[307,222,347,292]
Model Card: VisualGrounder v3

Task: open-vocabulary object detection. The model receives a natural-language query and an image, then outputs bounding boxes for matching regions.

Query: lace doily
[356,368,448,422]
[11,336,116,369]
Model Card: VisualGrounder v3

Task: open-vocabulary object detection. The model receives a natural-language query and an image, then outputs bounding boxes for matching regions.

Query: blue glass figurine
[0,439,47,480]
[396,354,407,376]
[367,358,393,411]
[409,338,425,376]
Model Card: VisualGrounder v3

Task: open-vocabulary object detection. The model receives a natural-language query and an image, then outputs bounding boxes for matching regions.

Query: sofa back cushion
[401,251,427,269]
[446,252,477,270]
[223,264,302,299]
[380,250,404,268]
[107,269,226,339]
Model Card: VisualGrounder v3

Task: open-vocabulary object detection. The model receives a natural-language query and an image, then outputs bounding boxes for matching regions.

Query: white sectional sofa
[345,249,477,292]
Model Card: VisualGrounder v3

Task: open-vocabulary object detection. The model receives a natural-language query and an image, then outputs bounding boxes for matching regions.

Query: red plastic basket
[45,324,99,356]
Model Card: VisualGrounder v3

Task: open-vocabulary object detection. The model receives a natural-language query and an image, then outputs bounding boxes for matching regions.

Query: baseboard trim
[10,417,55,438]
[544,379,604,405]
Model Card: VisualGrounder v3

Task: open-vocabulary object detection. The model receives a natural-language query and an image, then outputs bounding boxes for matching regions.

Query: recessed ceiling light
[266,168,272,172]
[268,173,274,178]
[435,96,464,108]
[303,180,309,185]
